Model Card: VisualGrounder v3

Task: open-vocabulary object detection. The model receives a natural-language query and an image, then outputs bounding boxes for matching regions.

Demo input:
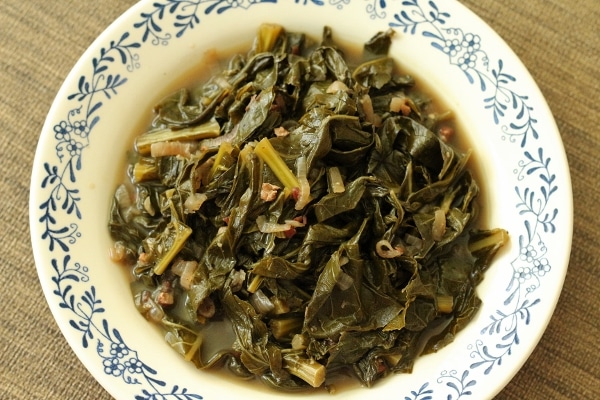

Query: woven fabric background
[1,0,598,398]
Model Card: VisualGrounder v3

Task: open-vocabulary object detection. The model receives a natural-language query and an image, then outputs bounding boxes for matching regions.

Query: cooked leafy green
[108,24,508,392]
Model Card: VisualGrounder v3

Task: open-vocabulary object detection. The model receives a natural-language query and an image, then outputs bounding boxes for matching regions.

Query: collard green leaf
[231,88,277,146]
[303,219,404,338]
[309,46,350,84]
[313,176,378,222]
[353,57,394,89]
[363,29,395,59]
[220,289,272,375]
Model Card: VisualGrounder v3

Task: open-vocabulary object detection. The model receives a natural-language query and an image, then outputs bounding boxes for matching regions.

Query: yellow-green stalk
[254,138,299,194]
[132,157,159,183]
[135,119,221,155]
[270,317,303,340]
[283,353,326,388]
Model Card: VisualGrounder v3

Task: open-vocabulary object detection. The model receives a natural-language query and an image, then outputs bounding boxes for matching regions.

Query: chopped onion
[295,156,312,210]
[114,184,141,223]
[147,304,164,323]
[108,241,128,262]
[250,289,275,314]
[326,80,349,93]
[150,141,197,158]
[432,208,447,241]
[256,215,292,233]
[375,239,404,258]
[360,94,382,127]
[274,126,290,137]
[261,182,280,202]
[284,217,306,228]
[389,96,412,116]
[328,166,345,193]
[171,260,198,290]
[184,193,208,214]
[171,258,185,275]
[179,261,198,289]
[156,290,174,306]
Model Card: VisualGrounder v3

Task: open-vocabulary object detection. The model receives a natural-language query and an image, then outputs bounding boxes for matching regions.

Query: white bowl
[30,1,572,398]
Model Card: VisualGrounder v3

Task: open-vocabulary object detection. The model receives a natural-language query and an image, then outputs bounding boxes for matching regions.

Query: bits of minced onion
[150,141,197,158]
[326,80,350,93]
[274,126,290,137]
[184,193,208,214]
[250,289,275,314]
[432,208,447,241]
[108,241,129,262]
[327,166,345,194]
[359,94,382,127]
[172,259,199,290]
[389,96,412,116]
[375,239,404,258]
[256,215,293,233]
[295,156,312,210]
[261,182,281,202]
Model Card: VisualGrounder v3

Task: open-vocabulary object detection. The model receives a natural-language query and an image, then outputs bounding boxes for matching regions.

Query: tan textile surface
[1,0,598,398]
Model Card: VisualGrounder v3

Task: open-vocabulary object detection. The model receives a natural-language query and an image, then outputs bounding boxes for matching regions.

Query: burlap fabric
[1,0,598,398]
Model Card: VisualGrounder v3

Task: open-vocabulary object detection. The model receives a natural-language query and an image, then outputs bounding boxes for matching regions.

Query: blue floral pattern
[34,0,564,398]
[390,1,539,147]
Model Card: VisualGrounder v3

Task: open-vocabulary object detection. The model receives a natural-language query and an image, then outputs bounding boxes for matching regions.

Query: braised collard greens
[109,24,508,392]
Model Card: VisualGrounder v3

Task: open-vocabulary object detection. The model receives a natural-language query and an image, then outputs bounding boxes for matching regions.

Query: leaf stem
[135,119,221,155]
[254,138,299,193]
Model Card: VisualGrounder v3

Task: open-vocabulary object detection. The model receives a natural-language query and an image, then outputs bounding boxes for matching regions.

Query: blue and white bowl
[30,1,573,398]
